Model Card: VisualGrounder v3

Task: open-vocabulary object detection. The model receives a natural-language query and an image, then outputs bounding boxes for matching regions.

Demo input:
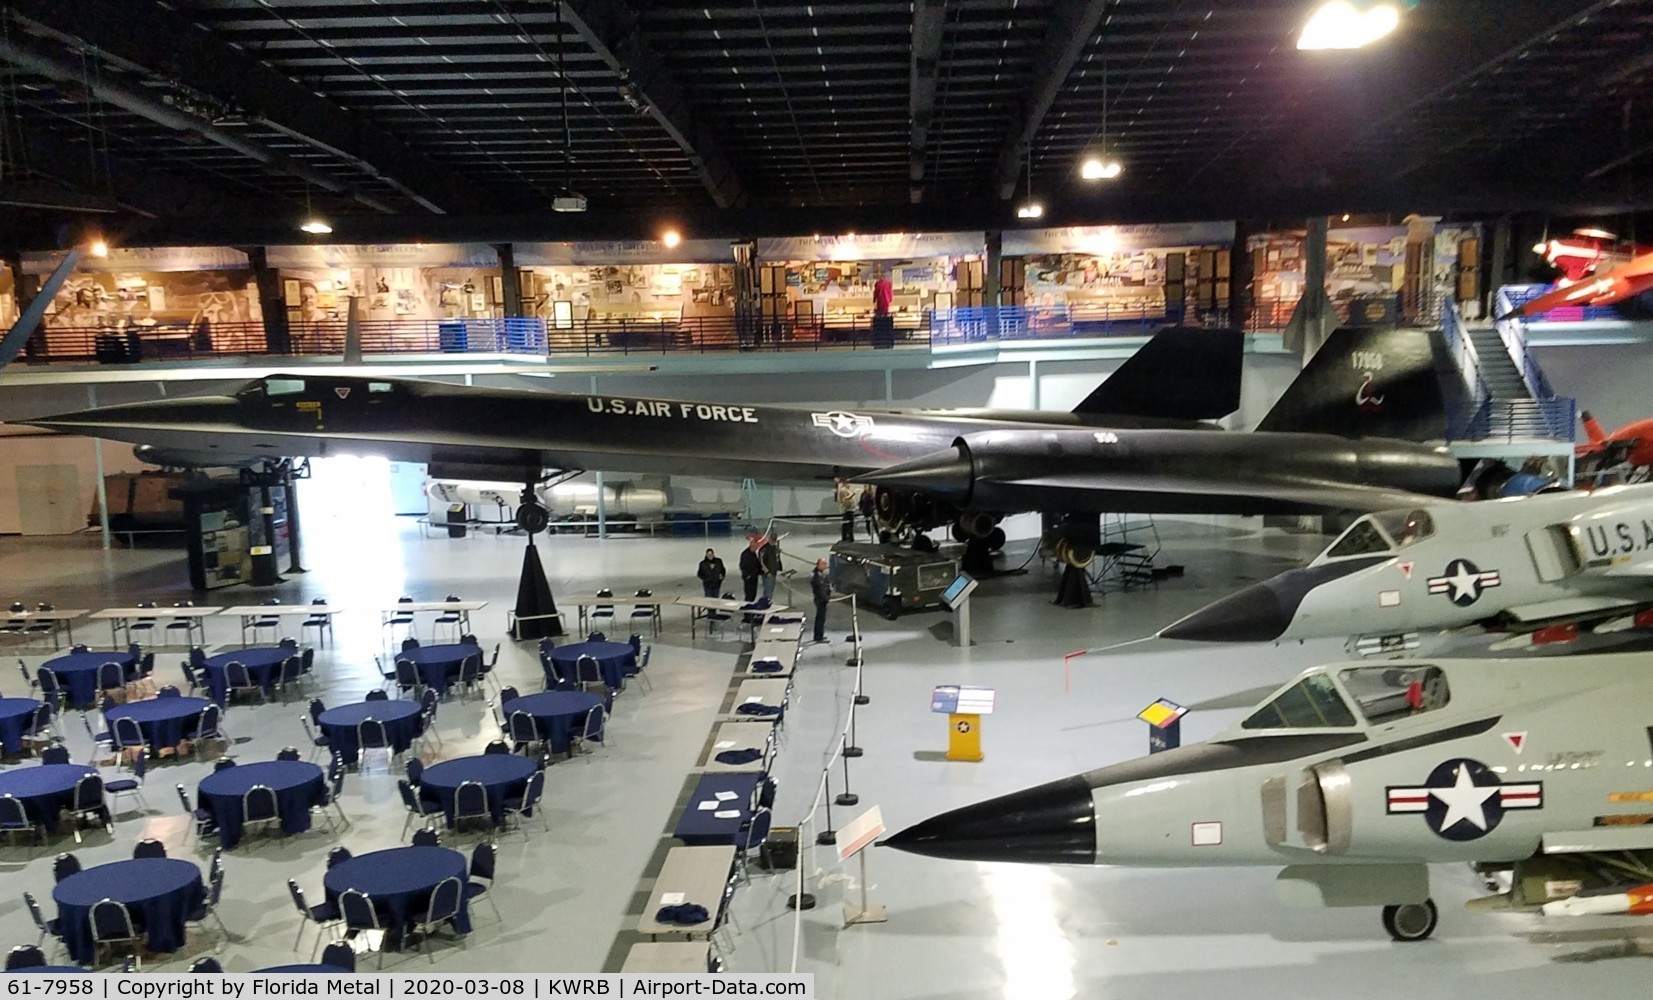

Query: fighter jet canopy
[1324,508,1437,559]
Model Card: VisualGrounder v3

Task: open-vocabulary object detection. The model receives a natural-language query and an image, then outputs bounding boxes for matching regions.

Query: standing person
[810,558,832,643]
[858,486,877,542]
[759,534,781,602]
[697,548,726,599]
[739,535,762,602]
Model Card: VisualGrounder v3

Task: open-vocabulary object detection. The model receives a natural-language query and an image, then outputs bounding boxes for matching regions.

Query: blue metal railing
[1441,299,1575,443]
[1491,288,1558,400]
[929,304,1223,344]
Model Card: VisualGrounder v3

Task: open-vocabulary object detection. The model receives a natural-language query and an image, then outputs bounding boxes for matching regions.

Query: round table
[0,763,96,833]
[419,755,537,827]
[502,691,603,755]
[317,701,423,766]
[202,647,290,706]
[197,760,326,849]
[0,696,43,754]
[396,643,481,694]
[105,696,212,752]
[53,858,205,965]
[323,846,471,945]
[256,965,352,973]
[547,641,634,691]
[41,652,135,707]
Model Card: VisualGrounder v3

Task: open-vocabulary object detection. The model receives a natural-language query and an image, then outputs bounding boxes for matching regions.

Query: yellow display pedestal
[946,712,983,762]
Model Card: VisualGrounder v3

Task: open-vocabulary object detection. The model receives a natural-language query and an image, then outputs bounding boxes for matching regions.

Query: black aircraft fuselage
[23,370,1462,519]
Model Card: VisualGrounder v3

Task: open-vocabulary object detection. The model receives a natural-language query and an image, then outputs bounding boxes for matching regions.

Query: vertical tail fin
[1581,410,1606,445]
[1071,325,1243,420]
[1257,327,1446,441]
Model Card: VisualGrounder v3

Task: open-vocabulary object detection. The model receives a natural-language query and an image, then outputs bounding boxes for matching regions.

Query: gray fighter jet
[12,326,1462,547]
[882,653,1653,938]
[1161,483,1653,653]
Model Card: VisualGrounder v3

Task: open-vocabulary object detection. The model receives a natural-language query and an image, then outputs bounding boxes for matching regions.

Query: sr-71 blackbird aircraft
[882,653,1653,940]
[15,326,1461,549]
[1159,483,1653,653]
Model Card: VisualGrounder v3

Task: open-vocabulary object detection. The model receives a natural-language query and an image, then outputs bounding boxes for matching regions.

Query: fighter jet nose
[856,446,973,499]
[881,775,1096,865]
[1159,581,1291,643]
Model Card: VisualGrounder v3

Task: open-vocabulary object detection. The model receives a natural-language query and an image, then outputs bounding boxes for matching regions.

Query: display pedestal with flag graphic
[1139,698,1188,754]
[932,685,994,762]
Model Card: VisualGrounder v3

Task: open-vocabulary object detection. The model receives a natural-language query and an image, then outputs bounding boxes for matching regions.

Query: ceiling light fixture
[299,218,333,235]
[1017,152,1042,220]
[88,238,109,258]
[1297,1,1403,50]
[1081,49,1123,182]
[661,229,682,249]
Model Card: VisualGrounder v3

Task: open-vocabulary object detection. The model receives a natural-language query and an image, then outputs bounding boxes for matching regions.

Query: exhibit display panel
[21,246,265,361]
[1001,222,1235,329]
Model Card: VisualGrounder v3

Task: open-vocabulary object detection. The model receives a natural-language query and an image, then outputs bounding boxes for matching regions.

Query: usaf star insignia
[1426,558,1501,607]
[812,410,875,438]
[1386,757,1542,840]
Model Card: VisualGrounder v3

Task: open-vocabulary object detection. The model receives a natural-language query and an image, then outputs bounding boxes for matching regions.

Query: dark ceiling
[0,0,1649,247]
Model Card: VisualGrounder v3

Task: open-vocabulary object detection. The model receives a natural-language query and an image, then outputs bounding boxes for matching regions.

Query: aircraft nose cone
[856,446,973,500]
[1159,581,1292,643]
[880,775,1095,865]
[21,396,238,434]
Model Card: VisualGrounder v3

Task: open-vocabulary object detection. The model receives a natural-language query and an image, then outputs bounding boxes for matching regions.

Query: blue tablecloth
[673,773,762,846]
[53,858,205,965]
[0,696,43,754]
[396,643,481,694]
[317,701,423,766]
[546,641,634,690]
[197,760,326,849]
[202,648,290,706]
[323,846,471,942]
[501,691,602,754]
[419,755,536,827]
[41,652,135,707]
[105,696,211,751]
[256,965,352,973]
[0,764,95,833]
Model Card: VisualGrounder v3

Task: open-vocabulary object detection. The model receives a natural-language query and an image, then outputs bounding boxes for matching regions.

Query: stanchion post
[844,696,863,757]
[817,769,838,845]
[787,814,817,911]
[835,752,858,806]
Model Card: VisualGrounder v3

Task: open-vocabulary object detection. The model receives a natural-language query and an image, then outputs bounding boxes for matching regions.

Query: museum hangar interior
[2,0,1653,995]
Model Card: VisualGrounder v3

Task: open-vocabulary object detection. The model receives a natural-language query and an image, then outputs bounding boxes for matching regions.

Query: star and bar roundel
[1386,758,1543,840]
[1426,559,1502,607]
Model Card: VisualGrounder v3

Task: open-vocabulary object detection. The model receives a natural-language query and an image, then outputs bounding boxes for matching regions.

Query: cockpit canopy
[1323,508,1436,559]
[1240,664,1450,730]
[235,376,400,404]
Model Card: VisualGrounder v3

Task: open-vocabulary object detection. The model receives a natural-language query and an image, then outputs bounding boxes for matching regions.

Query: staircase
[1463,328,1531,400]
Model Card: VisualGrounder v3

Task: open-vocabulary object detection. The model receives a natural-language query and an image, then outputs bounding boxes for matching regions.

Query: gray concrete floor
[2,504,1650,997]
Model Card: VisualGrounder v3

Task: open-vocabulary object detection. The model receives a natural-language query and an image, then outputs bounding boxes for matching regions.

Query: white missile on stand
[1541,886,1653,917]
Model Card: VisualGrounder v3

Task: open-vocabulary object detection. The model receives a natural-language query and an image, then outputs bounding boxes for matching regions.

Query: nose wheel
[1381,898,1437,941]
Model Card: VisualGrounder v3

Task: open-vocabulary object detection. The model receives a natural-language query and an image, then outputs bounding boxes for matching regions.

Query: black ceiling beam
[1244,0,1612,194]
[4,0,490,215]
[78,157,1652,254]
[561,0,747,209]
[907,0,948,203]
[5,126,269,220]
[991,0,1109,200]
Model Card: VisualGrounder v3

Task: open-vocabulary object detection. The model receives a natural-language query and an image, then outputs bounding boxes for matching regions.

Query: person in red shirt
[873,268,894,316]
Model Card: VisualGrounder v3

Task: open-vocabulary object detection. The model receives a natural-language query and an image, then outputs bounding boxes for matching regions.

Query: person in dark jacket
[738,537,762,602]
[810,558,832,642]
[697,548,726,598]
[759,535,782,602]
[858,486,877,542]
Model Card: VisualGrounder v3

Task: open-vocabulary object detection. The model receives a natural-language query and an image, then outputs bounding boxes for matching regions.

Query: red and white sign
[837,806,886,862]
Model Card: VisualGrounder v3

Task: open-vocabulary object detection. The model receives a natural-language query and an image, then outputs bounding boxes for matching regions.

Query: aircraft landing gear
[1380,899,1438,942]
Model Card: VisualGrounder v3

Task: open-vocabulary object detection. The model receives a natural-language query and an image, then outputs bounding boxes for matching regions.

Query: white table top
[380,601,488,613]
[2,609,88,621]
[701,723,770,772]
[756,621,804,640]
[91,607,220,619]
[220,605,345,616]
[729,679,789,718]
[674,596,790,614]
[635,846,736,936]
[621,942,711,974]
